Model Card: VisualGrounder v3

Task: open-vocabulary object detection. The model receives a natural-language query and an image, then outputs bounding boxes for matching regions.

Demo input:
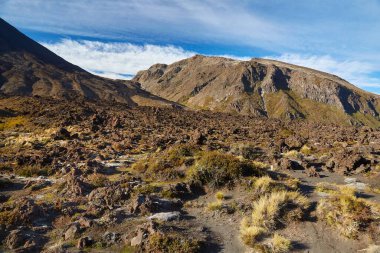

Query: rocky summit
[134,55,380,126]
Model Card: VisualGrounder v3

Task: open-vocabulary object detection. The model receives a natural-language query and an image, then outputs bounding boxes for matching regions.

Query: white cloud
[42,39,195,79]
[42,39,380,93]
[267,54,380,89]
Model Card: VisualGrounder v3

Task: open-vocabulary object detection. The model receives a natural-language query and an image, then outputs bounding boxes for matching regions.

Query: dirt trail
[185,205,246,253]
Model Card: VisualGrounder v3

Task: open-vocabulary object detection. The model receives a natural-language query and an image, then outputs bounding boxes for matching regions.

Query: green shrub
[87,173,109,187]
[14,165,53,177]
[188,151,263,188]
[132,144,197,180]
[148,233,201,253]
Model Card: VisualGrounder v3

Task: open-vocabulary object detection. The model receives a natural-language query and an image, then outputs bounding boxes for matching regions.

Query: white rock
[147,212,181,222]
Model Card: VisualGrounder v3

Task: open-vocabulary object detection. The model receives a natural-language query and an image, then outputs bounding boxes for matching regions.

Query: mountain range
[1,17,380,126]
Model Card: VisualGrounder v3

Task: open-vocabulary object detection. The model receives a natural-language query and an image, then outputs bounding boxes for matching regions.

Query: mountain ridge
[134,54,380,126]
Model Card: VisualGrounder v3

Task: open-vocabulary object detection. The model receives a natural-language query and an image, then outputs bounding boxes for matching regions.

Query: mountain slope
[0,18,174,107]
[134,55,380,126]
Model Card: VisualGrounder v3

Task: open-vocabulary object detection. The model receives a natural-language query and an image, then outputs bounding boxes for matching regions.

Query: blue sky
[1,0,380,93]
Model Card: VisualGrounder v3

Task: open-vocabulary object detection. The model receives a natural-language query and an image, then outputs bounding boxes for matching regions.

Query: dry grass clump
[285,178,301,191]
[188,151,264,188]
[250,191,309,231]
[207,200,223,211]
[252,176,285,195]
[215,191,225,200]
[240,218,266,246]
[299,145,312,155]
[240,190,308,250]
[316,186,380,238]
[316,182,357,196]
[283,150,301,159]
[270,233,292,253]
[148,233,201,253]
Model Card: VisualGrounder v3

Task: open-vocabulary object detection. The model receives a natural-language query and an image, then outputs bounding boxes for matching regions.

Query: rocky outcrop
[134,55,380,126]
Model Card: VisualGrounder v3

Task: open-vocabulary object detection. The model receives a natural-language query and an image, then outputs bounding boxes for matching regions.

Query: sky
[1,0,380,93]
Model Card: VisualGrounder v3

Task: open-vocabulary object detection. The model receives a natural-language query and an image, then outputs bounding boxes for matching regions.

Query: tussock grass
[250,191,309,231]
[215,191,225,200]
[252,176,285,195]
[300,145,312,155]
[285,178,301,191]
[207,201,223,211]
[316,186,380,238]
[282,150,300,159]
[316,182,357,197]
[240,190,309,250]
[270,233,292,253]
[240,218,266,246]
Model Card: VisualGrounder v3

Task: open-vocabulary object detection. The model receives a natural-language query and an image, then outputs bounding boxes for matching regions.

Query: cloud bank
[43,39,380,92]
[268,54,380,89]
[42,39,195,79]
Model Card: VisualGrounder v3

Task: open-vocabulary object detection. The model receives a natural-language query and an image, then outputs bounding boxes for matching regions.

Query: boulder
[88,185,130,208]
[77,236,93,249]
[128,195,182,215]
[148,211,181,222]
[63,223,80,240]
[280,158,304,170]
[102,232,121,246]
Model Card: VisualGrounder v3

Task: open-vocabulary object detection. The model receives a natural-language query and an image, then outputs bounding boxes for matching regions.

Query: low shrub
[87,173,109,187]
[148,233,201,253]
[14,165,53,177]
[132,144,197,180]
[188,151,264,188]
